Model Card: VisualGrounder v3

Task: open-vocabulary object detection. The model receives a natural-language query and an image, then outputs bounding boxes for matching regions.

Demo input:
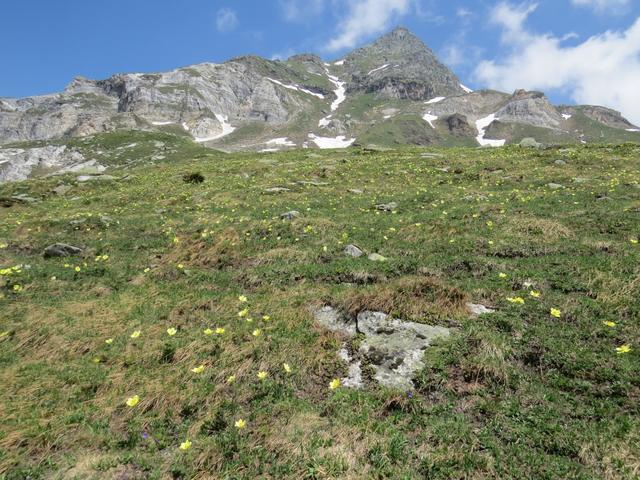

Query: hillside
[1,137,639,479]
[1,27,639,183]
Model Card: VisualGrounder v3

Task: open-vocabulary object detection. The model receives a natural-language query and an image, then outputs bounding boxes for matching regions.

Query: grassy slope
[0,140,639,479]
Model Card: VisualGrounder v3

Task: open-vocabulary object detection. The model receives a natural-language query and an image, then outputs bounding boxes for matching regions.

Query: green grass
[0,139,639,479]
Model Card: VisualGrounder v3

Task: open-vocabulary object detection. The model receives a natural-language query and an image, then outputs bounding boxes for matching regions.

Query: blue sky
[2,0,639,123]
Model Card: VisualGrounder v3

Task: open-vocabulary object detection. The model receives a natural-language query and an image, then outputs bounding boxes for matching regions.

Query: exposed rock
[348,188,364,194]
[77,174,117,182]
[554,160,567,166]
[310,305,356,336]
[466,303,496,316]
[344,244,364,258]
[445,113,474,136]
[53,185,72,195]
[547,183,564,190]
[375,202,397,212]
[0,145,88,183]
[264,187,291,194]
[519,137,542,149]
[367,253,387,262]
[280,210,300,220]
[43,243,83,258]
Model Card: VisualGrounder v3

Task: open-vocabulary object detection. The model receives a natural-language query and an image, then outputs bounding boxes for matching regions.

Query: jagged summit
[1,26,639,182]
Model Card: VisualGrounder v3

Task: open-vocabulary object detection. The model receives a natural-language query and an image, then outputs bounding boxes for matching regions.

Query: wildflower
[179,439,191,451]
[550,308,561,318]
[616,344,631,354]
[74,266,81,272]
[252,329,261,337]
[12,284,23,292]
[329,378,341,390]
[283,363,292,374]
[126,395,140,407]
[215,327,225,335]
[506,297,525,305]
[603,321,616,327]
[235,419,246,429]
[0,243,7,249]
[262,315,270,321]
[192,365,205,374]
[529,291,541,298]
[226,375,236,384]
[203,328,214,336]
[105,338,114,345]
[130,330,141,339]
[257,371,268,380]
[631,239,638,244]
[499,273,507,278]
[143,268,150,273]
[238,295,248,303]
[177,264,184,270]
[238,308,249,318]
[166,327,177,336]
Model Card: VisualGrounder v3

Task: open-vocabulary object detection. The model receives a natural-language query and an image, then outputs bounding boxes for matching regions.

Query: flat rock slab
[264,187,291,194]
[44,243,83,258]
[375,202,398,212]
[311,306,450,390]
[466,303,496,316]
[280,210,301,220]
[344,244,364,258]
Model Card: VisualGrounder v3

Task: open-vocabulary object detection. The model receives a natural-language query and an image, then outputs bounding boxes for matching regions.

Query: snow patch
[151,121,174,126]
[266,77,325,99]
[367,64,389,75]
[194,114,236,143]
[266,137,295,147]
[475,114,505,147]
[260,148,280,153]
[425,96,446,105]
[182,122,190,131]
[562,114,572,120]
[423,112,438,129]
[318,69,347,128]
[626,128,640,132]
[308,133,355,149]
[334,59,345,66]
[460,84,473,93]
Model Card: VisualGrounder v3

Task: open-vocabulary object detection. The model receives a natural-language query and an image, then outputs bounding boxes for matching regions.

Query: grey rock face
[466,303,496,316]
[375,201,397,212]
[312,306,450,390]
[519,137,542,149]
[280,210,300,220]
[496,90,563,129]
[0,145,89,183]
[43,243,83,258]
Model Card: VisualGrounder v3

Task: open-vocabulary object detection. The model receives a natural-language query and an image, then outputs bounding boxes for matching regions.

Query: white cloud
[475,2,640,125]
[571,0,630,13]
[280,0,326,22]
[216,8,238,33]
[325,0,414,52]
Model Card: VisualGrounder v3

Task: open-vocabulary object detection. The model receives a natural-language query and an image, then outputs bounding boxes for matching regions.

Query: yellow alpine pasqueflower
[192,365,205,374]
[257,371,268,380]
[166,327,177,336]
[105,338,114,345]
[238,295,248,303]
[203,328,214,336]
[506,297,525,305]
[499,272,507,278]
[252,329,261,337]
[126,395,140,407]
[226,375,236,384]
[329,378,341,390]
[143,268,151,273]
[529,291,541,298]
[603,321,616,327]
[130,330,141,339]
[74,266,81,272]
[283,363,292,374]
[215,327,225,335]
[262,315,270,321]
[550,308,562,318]
[616,344,631,354]
[179,439,191,451]
[238,308,249,318]
[631,238,638,244]
[235,419,246,429]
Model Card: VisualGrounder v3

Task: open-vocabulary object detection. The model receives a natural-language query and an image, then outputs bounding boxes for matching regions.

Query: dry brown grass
[503,216,573,242]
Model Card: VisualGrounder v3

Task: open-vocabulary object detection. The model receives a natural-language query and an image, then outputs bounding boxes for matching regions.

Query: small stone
[344,244,364,258]
[547,183,563,190]
[375,202,397,212]
[367,253,387,262]
[280,210,300,220]
[554,160,567,166]
[348,189,363,194]
[264,187,291,194]
[466,303,496,316]
[53,185,72,195]
[519,137,542,149]
[43,243,83,258]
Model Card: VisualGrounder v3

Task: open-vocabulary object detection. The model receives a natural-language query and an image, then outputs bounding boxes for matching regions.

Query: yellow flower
[631,239,639,244]
[74,266,81,272]
[177,264,184,270]
[283,363,292,374]
[166,327,177,336]
[603,321,616,327]
[615,344,631,354]
[130,330,141,339]
[192,365,205,374]
[506,297,525,305]
[102,255,109,261]
[12,284,23,292]
[257,371,268,380]
[262,315,270,321]
[215,327,225,335]
[179,439,191,451]
[529,291,541,298]
[550,308,562,318]
[238,295,248,303]
[226,375,236,384]
[126,395,140,407]
[238,308,249,318]
[203,328,214,336]
[234,419,246,429]
[498,272,507,278]
[252,329,261,337]
[329,378,341,390]
[143,268,150,273]
[105,338,114,345]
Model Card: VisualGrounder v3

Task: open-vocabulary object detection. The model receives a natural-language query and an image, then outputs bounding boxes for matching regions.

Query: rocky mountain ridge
[1,27,638,182]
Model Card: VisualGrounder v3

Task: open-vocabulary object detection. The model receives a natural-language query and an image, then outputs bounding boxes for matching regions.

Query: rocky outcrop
[495,90,564,129]
[0,145,96,183]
